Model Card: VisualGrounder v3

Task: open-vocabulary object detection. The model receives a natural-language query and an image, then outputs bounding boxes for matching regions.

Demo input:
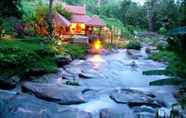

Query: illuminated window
[70,23,85,34]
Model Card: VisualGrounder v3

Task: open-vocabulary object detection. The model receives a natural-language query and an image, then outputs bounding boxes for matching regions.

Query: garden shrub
[156,41,168,50]
[126,40,141,50]
[166,57,186,78]
[63,44,87,59]
[149,50,177,63]
[0,17,20,35]
[149,50,186,86]
[159,27,167,34]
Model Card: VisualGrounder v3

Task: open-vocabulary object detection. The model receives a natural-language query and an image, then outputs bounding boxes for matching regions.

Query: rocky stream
[0,47,185,118]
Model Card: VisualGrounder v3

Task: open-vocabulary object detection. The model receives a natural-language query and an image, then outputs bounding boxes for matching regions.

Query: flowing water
[65,48,167,89]
[60,48,176,117]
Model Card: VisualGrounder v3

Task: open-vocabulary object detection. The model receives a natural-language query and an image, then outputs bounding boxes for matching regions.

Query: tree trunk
[147,8,154,31]
[97,0,101,7]
[146,0,156,32]
[47,0,54,40]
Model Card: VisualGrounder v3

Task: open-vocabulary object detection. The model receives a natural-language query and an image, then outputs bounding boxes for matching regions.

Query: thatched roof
[87,16,105,27]
[53,4,105,27]
[53,13,71,27]
[71,15,90,24]
[64,5,86,15]
[70,15,105,27]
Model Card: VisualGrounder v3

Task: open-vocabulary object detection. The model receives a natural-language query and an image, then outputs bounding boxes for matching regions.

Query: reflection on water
[88,55,104,70]
[69,49,172,115]
[76,49,167,88]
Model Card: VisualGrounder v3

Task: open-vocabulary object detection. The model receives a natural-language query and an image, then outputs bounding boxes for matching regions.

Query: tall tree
[0,0,22,18]
[125,3,147,28]
[144,0,158,31]
[119,0,132,24]
[180,0,186,25]
[156,0,179,29]
[47,0,54,39]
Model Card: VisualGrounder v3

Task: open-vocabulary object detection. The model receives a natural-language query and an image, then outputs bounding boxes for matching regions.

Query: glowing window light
[70,23,85,34]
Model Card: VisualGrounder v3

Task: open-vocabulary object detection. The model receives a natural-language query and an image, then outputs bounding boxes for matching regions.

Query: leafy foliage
[126,40,141,50]
[0,17,20,35]
[179,0,186,26]
[149,50,177,62]
[167,57,186,78]
[63,44,87,59]
[150,78,184,86]
[53,41,87,60]
[150,34,186,85]
[143,70,171,76]
[63,0,185,31]
[159,27,167,34]
[0,38,57,78]
[0,0,22,18]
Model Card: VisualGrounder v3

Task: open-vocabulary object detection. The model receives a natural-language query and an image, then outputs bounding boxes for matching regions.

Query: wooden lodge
[52,4,105,43]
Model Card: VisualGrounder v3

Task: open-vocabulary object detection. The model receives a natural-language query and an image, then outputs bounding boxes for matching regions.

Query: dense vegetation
[126,40,141,50]
[148,35,186,87]
[0,37,57,78]
[0,0,185,39]
[0,0,22,18]
[0,38,87,79]
[64,0,186,32]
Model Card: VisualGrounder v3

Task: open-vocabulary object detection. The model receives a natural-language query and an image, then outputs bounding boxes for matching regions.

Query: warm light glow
[89,55,104,70]
[90,55,104,62]
[94,40,102,50]
[70,23,85,34]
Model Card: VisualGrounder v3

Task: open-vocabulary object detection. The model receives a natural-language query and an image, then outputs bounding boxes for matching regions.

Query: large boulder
[30,68,64,83]
[58,109,92,118]
[100,108,126,118]
[110,89,160,107]
[25,68,48,77]
[62,70,76,80]
[132,106,156,118]
[135,112,155,118]
[154,92,178,108]
[0,90,91,118]
[79,72,95,79]
[22,82,86,105]
[100,107,134,118]
[56,55,72,67]
[126,49,142,59]
[0,76,20,90]
[132,105,156,114]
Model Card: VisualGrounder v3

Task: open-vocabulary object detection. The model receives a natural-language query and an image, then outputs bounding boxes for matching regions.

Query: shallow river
[65,48,167,88]
[60,48,176,117]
